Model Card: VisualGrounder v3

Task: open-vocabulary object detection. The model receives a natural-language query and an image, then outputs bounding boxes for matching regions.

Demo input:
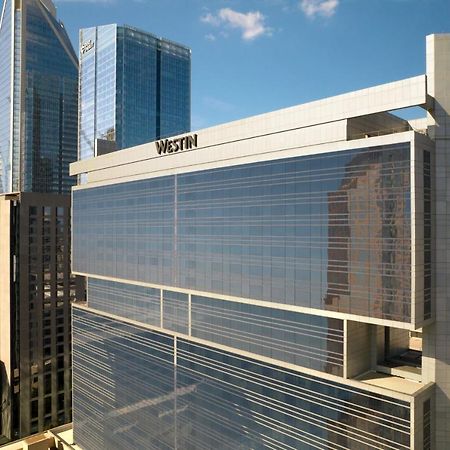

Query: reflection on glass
[78,25,190,161]
[73,143,413,322]
[88,278,160,327]
[163,290,189,334]
[88,278,344,376]
[423,150,432,320]
[1,1,78,194]
[191,295,344,376]
[0,0,13,192]
[73,308,411,450]
[73,308,175,450]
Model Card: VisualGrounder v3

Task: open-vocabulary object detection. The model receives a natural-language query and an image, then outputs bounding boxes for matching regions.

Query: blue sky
[53,0,449,130]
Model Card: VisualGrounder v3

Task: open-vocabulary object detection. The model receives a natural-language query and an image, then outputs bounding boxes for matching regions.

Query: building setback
[0,0,80,441]
[78,24,191,162]
[70,35,450,449]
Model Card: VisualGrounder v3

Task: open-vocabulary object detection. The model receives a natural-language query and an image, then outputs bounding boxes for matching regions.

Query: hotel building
[78,24,191,161]
[69,34,450,449]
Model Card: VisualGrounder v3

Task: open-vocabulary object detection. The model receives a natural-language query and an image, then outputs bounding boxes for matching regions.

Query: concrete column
[425,33,450,450]
[0,197,12,440]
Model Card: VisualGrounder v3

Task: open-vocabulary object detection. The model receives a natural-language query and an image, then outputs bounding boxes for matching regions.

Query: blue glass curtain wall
[74,143,413,322]
[0,0,13,192]
[78,25,190,160]
[22,0,78,193]
[73,308,411,450]
[87,278,344,376]
[191,295,344,375]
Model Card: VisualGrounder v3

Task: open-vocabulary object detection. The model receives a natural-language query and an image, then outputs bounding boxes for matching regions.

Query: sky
[53,0,450,130]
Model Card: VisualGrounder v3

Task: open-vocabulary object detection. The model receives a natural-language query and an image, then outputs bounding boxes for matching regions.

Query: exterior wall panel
[73,308,175,450]
[0,0,13,193]
[87,278,344,376]
[74,143,414,323]
[73,307,411,450]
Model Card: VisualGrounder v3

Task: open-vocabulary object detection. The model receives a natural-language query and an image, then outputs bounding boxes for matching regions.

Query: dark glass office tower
[78,24,191,161]
[0,0,78,194]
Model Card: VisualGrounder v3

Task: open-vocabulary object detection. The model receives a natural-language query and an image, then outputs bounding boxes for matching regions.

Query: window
[423,399,431,450]
[31,400,38,419]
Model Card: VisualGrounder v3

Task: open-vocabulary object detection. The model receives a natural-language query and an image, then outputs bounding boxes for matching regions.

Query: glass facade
[11,3,20,193]
[423,150,432,320]
[87,278,343,375]
[191,295,343,375]
[423,399,431,450]
[78,25,116,162]
[73,308,175,450]
[159,40,191,139]
[162,290,189,335]
[88,278,161,328]
[0,0,12,192]
[74,143,414,322]
[0,0,78,194]
[117,26,158,149]
[78,25,190,162]
[73,307,411,450]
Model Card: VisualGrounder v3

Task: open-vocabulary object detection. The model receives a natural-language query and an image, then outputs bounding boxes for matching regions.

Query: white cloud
[219,8,270,40]
[200,12,221,26]
[200,8,272,41]
[300,0,339,18]
[205,33,216,42]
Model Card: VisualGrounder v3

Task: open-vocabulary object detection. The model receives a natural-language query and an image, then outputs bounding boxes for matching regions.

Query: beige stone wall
[0,196,12,439]
[425,33,450,450]
[345,320,371,378]
[388,327,410,358]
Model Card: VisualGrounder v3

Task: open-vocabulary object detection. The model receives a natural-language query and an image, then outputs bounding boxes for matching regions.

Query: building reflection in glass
[325,147,411,321]
[73,308,411,450]
[73,143,412,322]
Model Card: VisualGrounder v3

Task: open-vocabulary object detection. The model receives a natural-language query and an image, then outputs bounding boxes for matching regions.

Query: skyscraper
[0,193,84,441]
[70,35,450,449]
[0,0,81,441]
[0,0,78,195]
[78,24,191,161]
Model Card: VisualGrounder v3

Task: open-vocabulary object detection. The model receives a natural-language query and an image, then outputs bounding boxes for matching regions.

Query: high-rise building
[0,0,78,195]
[0,0,80,442]
[0,193,84,440]
[78,24,191,161]
[69,35,449,449]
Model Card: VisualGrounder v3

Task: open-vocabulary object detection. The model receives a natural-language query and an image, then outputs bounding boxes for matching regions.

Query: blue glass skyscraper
[0,0,78,194]
[78,24,191,161]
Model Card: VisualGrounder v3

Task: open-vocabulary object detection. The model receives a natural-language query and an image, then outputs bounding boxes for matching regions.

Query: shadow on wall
[0,360,11,441]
